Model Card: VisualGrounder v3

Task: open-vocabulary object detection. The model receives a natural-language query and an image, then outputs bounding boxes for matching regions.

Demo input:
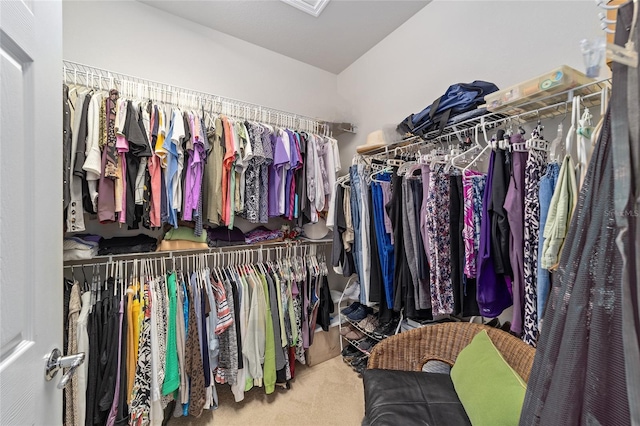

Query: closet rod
[63,238,332,267]
[364,78,611,158]
[62,60,332,134]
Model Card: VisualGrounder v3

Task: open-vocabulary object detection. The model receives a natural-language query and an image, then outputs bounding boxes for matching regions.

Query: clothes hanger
[463,124,490,172]
[450,145,475,169]
[564,96,579,159]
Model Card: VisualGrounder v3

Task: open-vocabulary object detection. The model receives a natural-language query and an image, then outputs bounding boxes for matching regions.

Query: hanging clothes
[476,150,512,318]
[536,161,560,328]
[519,108,632,424]
[65,282,82,426]
[522,134,548,346]
[425,164,453,315]
[505,134,529,336]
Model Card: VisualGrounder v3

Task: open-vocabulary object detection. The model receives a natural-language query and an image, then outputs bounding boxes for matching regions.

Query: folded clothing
[64,235,100,261]
[98,234,158,255]
[245,226,284,245]
[157,240,209,252]
[64,236,100,251]
[71,234,102,244]
[208,240,247,248]
[164,226,207,243]
[207,226,245,242]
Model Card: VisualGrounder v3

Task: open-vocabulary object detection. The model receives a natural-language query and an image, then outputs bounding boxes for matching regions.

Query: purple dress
[476,151,513,317]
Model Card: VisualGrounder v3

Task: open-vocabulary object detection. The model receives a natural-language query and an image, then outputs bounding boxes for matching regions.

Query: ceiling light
[280,0,330,18]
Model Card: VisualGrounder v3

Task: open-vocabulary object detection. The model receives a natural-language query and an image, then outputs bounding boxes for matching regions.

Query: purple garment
[504,141,528,334]
[284,130,297,217]
[301,279,310,350]
[183,132,205,221]
[289,132,303,220]
[75,234,103,244]
[244,226,283,244]
[268,131,288,217]
[419,165,431,262]
[183,148,195,221]
[106,298,124,426]
[462,170,485,278]
[476,151,513,317]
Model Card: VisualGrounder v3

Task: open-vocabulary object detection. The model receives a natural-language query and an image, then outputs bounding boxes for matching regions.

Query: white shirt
[324,137,341,230]
[171,109,186,212]
[83,93,103,212]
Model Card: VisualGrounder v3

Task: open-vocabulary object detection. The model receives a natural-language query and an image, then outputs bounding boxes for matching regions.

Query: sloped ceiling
[140,0,430,74]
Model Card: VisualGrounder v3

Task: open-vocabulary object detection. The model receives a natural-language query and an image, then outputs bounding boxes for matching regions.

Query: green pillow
[164,227,207,243]
[450,330,527,426]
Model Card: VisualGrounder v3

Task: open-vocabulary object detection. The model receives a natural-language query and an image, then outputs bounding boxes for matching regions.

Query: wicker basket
[367,322,536,383]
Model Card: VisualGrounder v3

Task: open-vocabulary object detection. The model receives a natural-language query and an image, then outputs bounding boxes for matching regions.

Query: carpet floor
[168,355,365,425]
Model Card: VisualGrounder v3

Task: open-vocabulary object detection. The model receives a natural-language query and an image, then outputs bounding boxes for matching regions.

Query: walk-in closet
[0,1,638,425]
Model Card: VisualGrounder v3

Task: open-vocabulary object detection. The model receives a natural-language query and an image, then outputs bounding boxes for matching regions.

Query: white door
[0,0,64,424]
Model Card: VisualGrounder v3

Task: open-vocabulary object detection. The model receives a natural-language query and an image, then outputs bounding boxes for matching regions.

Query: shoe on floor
[358,338,378,353]
[354,360,368,375]
[363,316,379,333]
[341,344,361,358]
[485,317,501,328]
[339,324,354,336]
[344,329,365,340]
[350,355,368,368]
[346,305,369,321]
[357,315,377,331]
[373,318,399,339]
[340,302,361,316]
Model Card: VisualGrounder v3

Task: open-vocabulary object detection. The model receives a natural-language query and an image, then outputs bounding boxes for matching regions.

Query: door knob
[45,348,85,389]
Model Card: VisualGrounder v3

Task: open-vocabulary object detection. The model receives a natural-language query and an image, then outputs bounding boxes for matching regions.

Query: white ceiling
[139,0,430,74]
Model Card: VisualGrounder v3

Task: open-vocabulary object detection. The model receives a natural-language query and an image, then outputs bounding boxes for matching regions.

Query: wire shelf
[63,60,332,134]
[363,78,611,157]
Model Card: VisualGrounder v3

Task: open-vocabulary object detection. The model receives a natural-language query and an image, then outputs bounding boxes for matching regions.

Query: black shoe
[358,338,378,353]
[341,344,360,358]
[340,302,361,316]
[373,318,399,339]
[355,364,367,375]
[485,318,501,328]
[350,355,368,369]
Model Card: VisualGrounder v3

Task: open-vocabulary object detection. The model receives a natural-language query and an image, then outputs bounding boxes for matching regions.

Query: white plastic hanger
[605,0,639,67]
[548,123,565,163]
[463,123,490,172]
[565,96,579,159]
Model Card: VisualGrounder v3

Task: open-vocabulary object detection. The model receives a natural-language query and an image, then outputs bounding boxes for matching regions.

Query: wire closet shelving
[362,78,612,158]
[63,60,333,135]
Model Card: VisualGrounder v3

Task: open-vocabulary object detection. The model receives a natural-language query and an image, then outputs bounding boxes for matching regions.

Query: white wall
[63,0,340,122]
[336,0,604,166]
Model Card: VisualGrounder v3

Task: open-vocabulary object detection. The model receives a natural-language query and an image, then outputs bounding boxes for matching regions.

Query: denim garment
[536,161,560,326]
[358,164,372,304]
[349,166,364,304]
[372,175,395,309]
